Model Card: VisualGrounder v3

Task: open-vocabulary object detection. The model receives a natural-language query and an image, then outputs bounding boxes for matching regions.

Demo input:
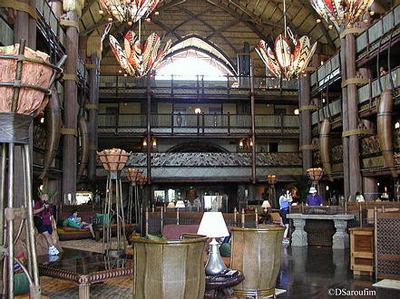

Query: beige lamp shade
[261,200,271,208]
[167,202,175,209]
[175,200,185,208]
[197,212,229,238]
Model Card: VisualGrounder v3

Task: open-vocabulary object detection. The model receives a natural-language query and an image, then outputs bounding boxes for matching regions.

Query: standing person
[279,189,292,244]
[67,210,96,239]
[33,189,59,255]
[306,187,323,206]
[355,191,365,202]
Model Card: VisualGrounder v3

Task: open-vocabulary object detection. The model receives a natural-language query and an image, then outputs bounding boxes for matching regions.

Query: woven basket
[97,149,130,171]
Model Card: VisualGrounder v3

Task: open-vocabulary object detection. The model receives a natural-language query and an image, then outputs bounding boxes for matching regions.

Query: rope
[60,128,78,136]
[342,129,374,137]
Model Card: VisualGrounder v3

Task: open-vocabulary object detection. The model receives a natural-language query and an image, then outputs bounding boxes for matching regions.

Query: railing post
[171,112,174,135]
[241,209,245,228]
[202,112,205,135]
[197,112,200,135]
[228,112,231,135]
[280,112,284,135]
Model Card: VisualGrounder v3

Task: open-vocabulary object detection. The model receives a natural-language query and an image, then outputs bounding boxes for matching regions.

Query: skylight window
[156,57,228,81]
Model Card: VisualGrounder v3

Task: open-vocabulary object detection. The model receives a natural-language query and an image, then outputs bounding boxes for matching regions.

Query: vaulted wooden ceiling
[78,0,391,76]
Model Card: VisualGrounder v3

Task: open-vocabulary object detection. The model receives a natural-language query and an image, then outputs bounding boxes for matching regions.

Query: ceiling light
[395,121,400,129]
[310,0,374,29]
[109,31,171,78]
[99,9,104,15]
[195,108,201,114]
[145,18,151,22]
[294,109,300,115]
[99,0,160,24]
[256,0,316,80]
[154,11,160,15]
[316,18,321,23]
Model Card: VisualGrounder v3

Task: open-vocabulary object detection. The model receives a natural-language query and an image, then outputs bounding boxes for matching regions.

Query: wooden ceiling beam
[207,0,271,41]
[299,0,336,51]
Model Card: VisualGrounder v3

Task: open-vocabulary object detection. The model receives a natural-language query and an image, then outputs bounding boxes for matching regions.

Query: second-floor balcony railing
[98,113,299,136]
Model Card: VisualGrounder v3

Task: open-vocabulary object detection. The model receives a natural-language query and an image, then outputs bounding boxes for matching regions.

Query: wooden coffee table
[38,249,133,299]
[205,270,245,298]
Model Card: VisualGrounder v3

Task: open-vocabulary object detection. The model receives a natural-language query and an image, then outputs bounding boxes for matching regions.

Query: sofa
[57,211,98,240]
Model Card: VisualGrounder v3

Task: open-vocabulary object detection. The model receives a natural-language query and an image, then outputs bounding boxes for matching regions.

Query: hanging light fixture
[99,0,160,23]
[256,0,317,80]
[309,0,374,29]
[109,30,171,78]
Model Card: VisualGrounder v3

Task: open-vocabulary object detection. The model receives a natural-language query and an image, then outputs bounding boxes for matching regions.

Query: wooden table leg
[79,283,90,299]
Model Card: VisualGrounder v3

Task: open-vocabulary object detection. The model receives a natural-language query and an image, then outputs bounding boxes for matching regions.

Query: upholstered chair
[230,225,285,298]
[131,236,207,299]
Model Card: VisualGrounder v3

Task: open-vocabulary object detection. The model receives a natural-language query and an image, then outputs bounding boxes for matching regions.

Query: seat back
[230,225,284,298]
[132,236,207,299]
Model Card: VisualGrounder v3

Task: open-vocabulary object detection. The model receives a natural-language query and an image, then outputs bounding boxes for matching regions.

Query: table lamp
[167,202,175,209]
[176,200,185,209]
[197,212,229,275]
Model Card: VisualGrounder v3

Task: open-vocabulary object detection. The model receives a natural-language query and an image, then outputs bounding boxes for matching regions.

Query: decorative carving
[125,153,302,167]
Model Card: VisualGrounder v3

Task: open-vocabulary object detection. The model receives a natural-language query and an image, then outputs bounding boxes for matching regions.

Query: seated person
[67,210,95,239]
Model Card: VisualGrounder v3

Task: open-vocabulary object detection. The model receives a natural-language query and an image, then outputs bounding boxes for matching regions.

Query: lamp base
[205,238,227,276]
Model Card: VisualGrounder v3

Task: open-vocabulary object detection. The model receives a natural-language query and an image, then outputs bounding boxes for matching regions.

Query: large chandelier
[100,0,159,23]
[109,31,171,78]
[255,0,317,80]
[309,0,374,29]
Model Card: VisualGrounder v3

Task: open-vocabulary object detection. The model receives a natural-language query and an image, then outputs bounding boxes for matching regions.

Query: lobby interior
[1,0,400,298]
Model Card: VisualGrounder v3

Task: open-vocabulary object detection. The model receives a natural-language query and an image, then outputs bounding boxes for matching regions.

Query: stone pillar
[62,3,81,203]
[291,218,308,247]
[299,74,313,172]
[332,219,350,249]
[345,32,362,197]
[87,35,102,181]
[363,177,378,201]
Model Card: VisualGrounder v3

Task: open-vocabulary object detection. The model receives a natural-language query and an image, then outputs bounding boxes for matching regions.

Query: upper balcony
[99,75,299,102]
[98,113,299,138]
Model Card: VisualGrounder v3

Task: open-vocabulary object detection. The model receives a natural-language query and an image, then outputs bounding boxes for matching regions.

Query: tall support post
[299,74,313,171]
[345,31,362,197]
[87,39,101,181]
[340,36,350,199]
[62,7,80,202]
[249,58,256,184]
[12,0,37,208]
[146,77,152,204]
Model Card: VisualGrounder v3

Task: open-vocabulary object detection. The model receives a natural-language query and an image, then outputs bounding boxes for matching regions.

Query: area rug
[40,276,132,298]
[373,279,400,290]
[59,239,103,253]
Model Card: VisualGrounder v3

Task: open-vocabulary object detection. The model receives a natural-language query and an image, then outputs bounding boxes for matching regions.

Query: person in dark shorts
[279,189,293,244]
[33,189,59,255]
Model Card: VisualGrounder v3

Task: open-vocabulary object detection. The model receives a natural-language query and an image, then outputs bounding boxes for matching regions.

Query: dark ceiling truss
[206,0,271,42]
[176,6,238,53]
[162,45,237,75]
[299,0,336,50]
[167,34,237,72]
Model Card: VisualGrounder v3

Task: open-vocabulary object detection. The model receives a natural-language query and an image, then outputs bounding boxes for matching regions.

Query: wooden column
[12,0,36,208]
[299,74,312,171]
[87,54,100,181]
[62,10,79,203]
[146,77,152,187]
[87,35,102,181]
[345,32,362,197]
[363,177,378,201]
[249,58,256,184]
[340,37,350,199]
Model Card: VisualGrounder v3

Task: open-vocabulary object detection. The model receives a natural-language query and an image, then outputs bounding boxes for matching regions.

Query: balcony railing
[98,113,299,136]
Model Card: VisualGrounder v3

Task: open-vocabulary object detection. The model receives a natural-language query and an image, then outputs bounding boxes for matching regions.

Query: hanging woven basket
[97,148,131,171]
[0,41,64,116]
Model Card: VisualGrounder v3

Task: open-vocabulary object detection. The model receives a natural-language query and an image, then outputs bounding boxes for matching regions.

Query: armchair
[131,236,207,299]
[230,225,284,298]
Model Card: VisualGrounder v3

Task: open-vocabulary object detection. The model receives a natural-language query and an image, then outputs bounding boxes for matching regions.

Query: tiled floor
[40,245,400,298]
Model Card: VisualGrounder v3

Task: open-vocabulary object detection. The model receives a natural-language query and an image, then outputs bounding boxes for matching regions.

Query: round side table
[205,270,245,298]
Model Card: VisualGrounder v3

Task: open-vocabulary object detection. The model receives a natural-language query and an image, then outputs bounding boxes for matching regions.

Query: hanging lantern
[109,31,171,78]
[99,0,159,23]
[309,0,374,29]
[256,0,317,80]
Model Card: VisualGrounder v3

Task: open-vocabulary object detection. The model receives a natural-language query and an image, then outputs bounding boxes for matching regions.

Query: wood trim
[341,77,369,88]
[0,0,37,19]
[60,20,80,32]
[340,27,366,39]
[299,105,318,111]
[342,129,374,137]
[299,145,319,150]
